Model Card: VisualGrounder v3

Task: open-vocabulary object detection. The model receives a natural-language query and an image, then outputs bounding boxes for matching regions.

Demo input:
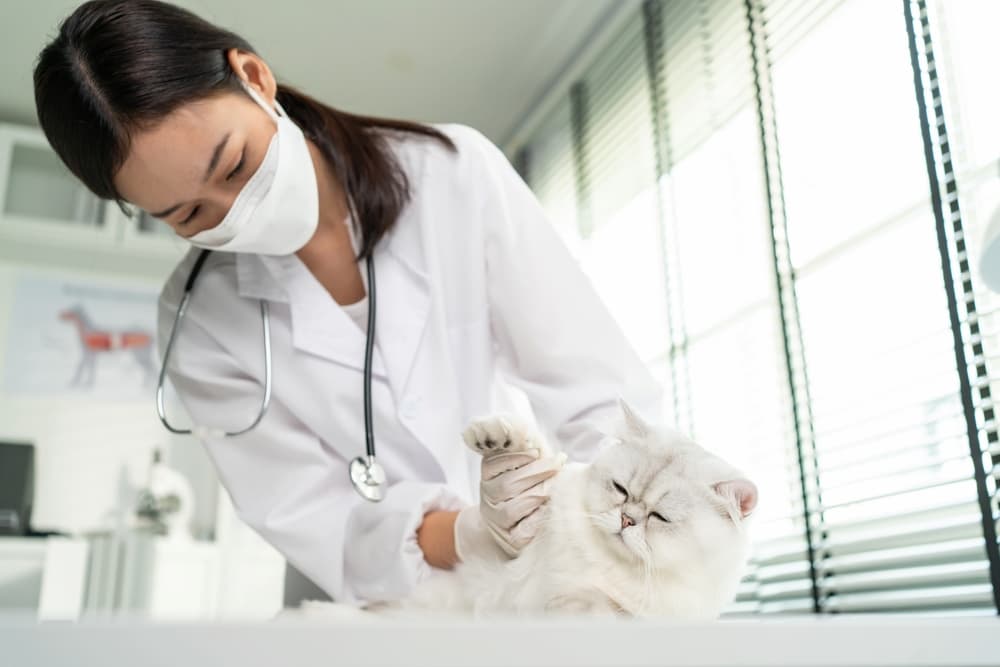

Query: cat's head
[581,399,758,576]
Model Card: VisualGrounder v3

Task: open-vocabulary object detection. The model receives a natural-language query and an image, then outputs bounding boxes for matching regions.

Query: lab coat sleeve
[158,306,464,605]
[463,127,666,461]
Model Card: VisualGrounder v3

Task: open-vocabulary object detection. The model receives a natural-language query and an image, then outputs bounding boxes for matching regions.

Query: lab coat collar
[235,251,289,304]
[233,229,431,404]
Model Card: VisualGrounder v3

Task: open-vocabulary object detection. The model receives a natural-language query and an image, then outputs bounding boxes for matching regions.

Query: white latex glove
[454,416,566,560]
[454,504,508,563]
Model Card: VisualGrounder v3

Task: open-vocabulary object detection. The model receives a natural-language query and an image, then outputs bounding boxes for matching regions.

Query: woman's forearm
[417,509,460,569]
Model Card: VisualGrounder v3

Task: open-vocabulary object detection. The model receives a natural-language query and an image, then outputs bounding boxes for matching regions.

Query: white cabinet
[0,122,187,268]
[0,537,89,621]
[0,123,115,247]
[82,521,284,621]
[84,532,221,621]
[117,534,222,620]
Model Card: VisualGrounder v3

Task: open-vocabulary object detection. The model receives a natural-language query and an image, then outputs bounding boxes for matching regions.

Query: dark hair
[33,0,455,260]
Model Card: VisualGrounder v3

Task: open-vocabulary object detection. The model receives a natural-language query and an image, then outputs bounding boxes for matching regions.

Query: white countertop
[1,614,998,667]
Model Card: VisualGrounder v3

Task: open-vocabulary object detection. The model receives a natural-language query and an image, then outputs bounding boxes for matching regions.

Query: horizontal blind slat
[819,561,991,595]
[824,584,996,613]
[819,537,989,575]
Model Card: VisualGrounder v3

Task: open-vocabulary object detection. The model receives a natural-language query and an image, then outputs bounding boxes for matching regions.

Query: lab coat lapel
[374,236,431,404]
[238,251,390,377]
[234,239,431,402]
[379,228,475,496]
[378,226,472,490]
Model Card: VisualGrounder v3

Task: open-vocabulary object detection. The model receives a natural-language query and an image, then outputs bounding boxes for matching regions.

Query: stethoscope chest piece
[350,455,386,502]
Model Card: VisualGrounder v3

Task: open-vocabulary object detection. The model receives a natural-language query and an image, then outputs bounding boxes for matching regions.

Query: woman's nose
[209,186,241,214]
[191,189,240,232]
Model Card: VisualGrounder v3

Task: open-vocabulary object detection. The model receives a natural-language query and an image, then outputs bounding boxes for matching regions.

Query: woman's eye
[650,511,671,523]
[612,481,628,498]
[180,205,200,225]
[225,151,245,181]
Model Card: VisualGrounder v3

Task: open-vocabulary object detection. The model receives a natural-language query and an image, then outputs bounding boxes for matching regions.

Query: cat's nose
[621,512,637,529]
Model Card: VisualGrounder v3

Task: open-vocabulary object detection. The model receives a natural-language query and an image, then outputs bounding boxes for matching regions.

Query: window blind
[511,0,1000,615]
[522,12,673,371]
[643,0,765,441]
[763,0,997,613]
[905,0,1000,612]
[930,3,1000,585]
[653,0,758,165]
[761,0,842,64]
[928,0,1000,511]
[645,0,813,614]
[577,14,657,235]
[522,98,579,248]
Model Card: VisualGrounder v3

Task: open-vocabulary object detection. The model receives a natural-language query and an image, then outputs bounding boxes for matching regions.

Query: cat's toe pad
[461,415,541,456]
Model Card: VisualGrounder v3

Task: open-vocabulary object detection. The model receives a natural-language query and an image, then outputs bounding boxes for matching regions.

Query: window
[511,0,1000,614]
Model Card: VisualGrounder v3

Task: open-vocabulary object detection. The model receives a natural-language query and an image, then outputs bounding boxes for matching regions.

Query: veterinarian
[32,0,663,605]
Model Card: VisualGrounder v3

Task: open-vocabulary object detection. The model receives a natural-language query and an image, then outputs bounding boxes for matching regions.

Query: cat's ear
[617,396,649,438]
[594,411,621,443]
[713,479,758,521]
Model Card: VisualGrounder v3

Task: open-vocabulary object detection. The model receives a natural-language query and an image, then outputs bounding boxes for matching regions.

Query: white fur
[299,401,757,620]
[403,402,756,618]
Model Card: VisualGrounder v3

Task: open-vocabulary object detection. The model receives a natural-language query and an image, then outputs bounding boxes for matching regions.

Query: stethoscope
[155,247,387,502]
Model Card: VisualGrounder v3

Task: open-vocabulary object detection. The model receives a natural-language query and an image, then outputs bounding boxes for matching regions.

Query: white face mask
[185,81,319,255]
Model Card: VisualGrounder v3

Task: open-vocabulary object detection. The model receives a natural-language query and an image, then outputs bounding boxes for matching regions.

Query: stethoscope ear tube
[156,250,273,438]
[156,289,194,435]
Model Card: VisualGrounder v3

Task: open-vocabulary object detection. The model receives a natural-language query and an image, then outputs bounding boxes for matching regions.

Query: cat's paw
[461,414,544,457]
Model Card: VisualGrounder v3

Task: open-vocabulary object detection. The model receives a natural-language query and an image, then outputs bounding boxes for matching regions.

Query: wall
[0,248,219,541]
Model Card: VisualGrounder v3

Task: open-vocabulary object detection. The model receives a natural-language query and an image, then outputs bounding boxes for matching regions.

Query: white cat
[269,400,759,623]
[375,400,758,619]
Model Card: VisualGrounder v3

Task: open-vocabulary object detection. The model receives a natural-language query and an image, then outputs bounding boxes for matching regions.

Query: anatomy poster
[2,275,160,399]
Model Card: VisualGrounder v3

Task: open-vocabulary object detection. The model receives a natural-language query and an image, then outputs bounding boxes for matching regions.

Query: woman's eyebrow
[149,201,181,219]
[148,132,231,219]
[202,132,231,183]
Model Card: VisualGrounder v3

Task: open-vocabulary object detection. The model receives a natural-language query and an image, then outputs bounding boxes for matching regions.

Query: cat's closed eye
[611,481,629,499]
[649,511,671,523]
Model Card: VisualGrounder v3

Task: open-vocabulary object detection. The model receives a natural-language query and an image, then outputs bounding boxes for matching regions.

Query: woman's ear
[226,48,277,103]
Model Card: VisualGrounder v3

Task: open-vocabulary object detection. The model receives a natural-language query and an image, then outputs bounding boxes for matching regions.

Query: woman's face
[113,52,277,239]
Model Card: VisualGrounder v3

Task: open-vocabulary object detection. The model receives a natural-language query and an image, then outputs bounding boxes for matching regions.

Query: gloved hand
[453,417,566,561]
[454,504,507,563]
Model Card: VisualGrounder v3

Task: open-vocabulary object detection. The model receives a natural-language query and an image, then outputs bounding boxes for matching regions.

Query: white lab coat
[157,123,664,605]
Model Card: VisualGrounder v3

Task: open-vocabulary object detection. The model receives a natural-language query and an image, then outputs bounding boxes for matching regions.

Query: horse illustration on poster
[2,275,160,399]
[58,305,156,388]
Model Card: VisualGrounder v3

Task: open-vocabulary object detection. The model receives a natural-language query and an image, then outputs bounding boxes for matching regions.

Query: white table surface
[1,614,998,667]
